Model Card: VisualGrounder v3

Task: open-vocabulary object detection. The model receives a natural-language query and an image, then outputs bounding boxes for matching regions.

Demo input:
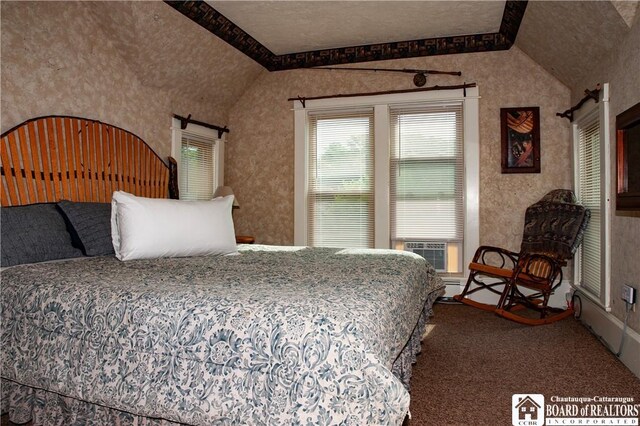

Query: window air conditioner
[404,241,447,272]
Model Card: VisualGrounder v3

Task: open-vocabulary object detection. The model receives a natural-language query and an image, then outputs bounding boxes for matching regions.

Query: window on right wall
[572,82,611,310]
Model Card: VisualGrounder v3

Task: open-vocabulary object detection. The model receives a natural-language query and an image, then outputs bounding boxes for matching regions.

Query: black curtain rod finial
[556,84,601,122]
[173,113,230,135]
[413,73,427,87]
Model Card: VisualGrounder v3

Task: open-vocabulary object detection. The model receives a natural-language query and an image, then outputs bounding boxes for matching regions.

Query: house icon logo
[512,394,544,426]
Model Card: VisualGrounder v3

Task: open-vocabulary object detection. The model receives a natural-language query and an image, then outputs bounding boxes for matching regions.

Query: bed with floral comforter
[1,245,444,425]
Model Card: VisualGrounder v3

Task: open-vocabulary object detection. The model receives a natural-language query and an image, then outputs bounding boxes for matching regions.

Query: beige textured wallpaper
[228,46,573,255]
[0,1,264,158]
[571,13,640,331]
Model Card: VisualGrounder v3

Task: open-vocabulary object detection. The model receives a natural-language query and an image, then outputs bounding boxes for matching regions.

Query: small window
[572,83,611,309]
[171,118,224,201]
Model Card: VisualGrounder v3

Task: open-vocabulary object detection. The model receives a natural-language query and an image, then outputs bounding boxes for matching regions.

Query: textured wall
[0,1,264,158]
[571,13,640,332]
[227,46,573,254]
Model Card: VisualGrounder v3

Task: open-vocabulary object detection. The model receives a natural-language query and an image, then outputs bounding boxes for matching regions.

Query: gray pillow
[1,203,84,267]
[57,200,114,256]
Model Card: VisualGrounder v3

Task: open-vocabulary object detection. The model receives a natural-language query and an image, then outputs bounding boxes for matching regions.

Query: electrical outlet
[622,285,636,305]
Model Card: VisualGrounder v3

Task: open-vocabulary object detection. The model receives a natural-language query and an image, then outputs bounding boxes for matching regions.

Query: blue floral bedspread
[1,245,444,425]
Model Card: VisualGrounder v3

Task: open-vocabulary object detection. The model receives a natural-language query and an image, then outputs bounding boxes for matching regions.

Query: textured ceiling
[515,0,633,90]
[86,0,637,106]
[167,0,526,70]
[210,1,505,55]
[167,0,638,89]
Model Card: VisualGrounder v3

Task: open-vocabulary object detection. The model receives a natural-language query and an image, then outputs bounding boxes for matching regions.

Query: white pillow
[111,191,237,261]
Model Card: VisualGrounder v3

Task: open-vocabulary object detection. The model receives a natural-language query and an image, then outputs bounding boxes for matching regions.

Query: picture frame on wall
[501,106,541,174]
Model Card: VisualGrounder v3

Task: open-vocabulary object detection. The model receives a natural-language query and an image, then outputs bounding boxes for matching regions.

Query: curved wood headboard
[1,116,178,206]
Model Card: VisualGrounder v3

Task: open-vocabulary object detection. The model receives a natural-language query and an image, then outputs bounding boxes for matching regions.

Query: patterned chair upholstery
[454,189,590,325]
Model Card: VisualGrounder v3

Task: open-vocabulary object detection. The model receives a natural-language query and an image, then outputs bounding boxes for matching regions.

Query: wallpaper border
[164,0,529,71]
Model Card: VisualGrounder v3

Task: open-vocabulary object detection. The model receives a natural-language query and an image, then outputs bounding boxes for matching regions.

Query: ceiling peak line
[165,1,528,71]
[500,0,529,46]
[164,0,276,68]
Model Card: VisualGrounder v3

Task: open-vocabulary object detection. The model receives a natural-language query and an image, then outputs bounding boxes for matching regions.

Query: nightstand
[236,235,255,244]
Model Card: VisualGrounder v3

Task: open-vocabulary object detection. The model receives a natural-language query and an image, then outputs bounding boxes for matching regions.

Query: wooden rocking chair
[453,189,590,325]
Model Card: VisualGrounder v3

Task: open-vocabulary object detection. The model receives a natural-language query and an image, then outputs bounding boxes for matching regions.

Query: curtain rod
[288,83,477,108]
[309,67,462,87]
[556,84,601,122]
[173,114,229,139]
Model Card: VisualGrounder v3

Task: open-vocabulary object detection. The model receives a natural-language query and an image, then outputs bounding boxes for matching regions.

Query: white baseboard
[578,293,640,378]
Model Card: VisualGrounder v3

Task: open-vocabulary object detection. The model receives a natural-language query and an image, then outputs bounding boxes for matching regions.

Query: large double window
[294,88,479,275]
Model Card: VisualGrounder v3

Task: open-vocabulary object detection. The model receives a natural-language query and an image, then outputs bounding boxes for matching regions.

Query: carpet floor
[408,302,640,425]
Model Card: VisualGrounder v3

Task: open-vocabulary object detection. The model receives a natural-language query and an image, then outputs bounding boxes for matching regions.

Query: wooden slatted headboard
[1,116,178,206]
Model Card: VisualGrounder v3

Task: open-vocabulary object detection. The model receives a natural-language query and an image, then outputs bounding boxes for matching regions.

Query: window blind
[389,103,464,242]
[577,114,601,296]
[179,132,217,201]
[307,110,374,248]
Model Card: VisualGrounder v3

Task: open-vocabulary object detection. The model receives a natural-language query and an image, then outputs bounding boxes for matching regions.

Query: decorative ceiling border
[164,1,275,67]
[164,0,528,72]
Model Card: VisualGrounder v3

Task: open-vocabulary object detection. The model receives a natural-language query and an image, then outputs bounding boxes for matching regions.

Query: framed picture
[501,107,541,173]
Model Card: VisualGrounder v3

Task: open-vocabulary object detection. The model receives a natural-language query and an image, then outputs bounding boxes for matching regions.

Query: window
[573,83,611,309]
[294,88,479,278]
[307,110,374,248]
[390,103,464,273]
[171,118,225,200]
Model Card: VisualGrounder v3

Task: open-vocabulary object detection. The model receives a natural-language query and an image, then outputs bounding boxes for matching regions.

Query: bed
[1,116,445,425]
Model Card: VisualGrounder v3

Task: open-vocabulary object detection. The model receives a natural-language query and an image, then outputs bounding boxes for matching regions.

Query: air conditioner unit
[404,241,447,272]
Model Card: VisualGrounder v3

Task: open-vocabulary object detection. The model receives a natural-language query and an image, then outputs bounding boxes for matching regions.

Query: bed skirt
[1,290,441,426]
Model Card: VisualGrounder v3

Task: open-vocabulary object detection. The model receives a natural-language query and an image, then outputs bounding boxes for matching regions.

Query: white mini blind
[577,114,601,296]
[179,132,217,201]
[307,110,374,248]
[390,103,464,242]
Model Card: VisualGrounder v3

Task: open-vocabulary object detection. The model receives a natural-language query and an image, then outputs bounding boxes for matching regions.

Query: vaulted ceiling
[87,0,638,110]
[165,0,637,89]
[166,0,527,70]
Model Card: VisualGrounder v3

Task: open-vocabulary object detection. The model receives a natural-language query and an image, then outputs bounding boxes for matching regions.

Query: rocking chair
[453,189,590,325]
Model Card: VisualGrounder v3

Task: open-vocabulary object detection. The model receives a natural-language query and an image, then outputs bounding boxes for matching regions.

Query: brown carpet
[408,303,640,425]
[3,303,639,426]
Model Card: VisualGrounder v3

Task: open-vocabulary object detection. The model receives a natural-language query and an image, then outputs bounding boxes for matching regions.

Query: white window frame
[294,87,480,278]
[572,83,611,311]
[170,117,225,200]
